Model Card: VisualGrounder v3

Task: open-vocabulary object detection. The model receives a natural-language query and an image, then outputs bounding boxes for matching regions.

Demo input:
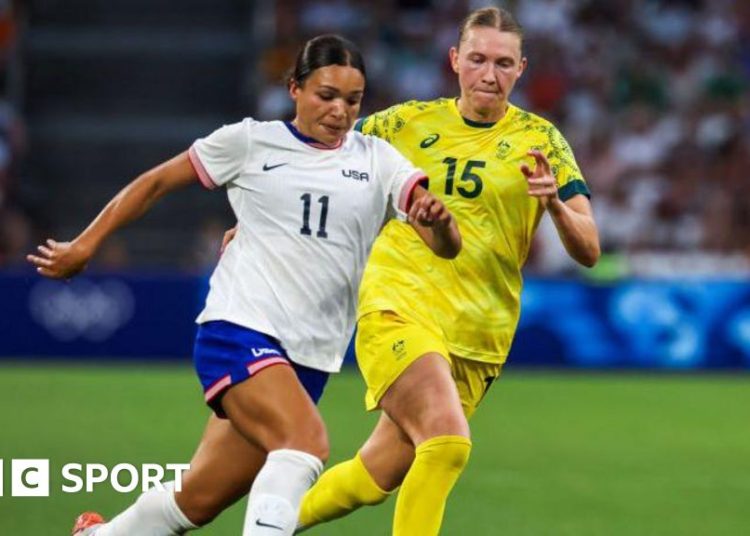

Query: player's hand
[408,192,453,229]
[26,239,91,279]
[220,225,237,254]
[521,150,558,208]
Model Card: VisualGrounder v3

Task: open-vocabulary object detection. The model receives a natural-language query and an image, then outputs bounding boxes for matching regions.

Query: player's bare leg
[175,414,266,525]
[380,353,469,443]
[379,352,471,536]
[222,365,328,461]
[222,364,328,535]
[298,353,468,534]
[83,366,326,535]
[359,412,415,490]
[298,353,465,533]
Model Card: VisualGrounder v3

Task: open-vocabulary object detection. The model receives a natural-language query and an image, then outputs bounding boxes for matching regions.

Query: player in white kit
[27,35,461,536]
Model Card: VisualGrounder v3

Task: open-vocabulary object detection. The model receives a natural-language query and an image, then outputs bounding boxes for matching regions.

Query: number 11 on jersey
[300,193,330,239]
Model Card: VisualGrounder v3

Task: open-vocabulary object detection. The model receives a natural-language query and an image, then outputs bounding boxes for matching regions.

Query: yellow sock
[298,452,391,530]
[393,435,472,536]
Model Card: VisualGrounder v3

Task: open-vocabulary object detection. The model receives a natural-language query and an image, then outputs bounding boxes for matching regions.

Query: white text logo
[0,460,190,497]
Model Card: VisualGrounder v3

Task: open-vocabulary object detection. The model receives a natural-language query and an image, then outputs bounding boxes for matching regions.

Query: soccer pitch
[0,365,748,535]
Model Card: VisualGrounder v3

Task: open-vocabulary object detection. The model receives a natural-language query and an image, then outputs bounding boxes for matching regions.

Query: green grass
[0,365,748,535]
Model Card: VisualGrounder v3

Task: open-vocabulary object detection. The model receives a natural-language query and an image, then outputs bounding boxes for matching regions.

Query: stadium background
[0,0,748,534]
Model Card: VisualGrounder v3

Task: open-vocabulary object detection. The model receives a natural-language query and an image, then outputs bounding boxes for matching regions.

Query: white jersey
[189,118,425,372]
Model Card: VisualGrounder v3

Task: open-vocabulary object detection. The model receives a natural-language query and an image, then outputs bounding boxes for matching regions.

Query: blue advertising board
[512,279,750,368]
[1,271,749,368]
[0,271,204,359]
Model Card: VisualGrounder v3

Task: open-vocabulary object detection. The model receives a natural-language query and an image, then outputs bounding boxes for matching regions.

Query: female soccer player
[296,7,600,535]
[27,35,460,536]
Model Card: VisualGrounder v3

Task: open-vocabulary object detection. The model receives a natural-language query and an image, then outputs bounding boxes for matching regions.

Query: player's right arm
[27,151,198,279]
[359,103,462,258]
[407,186,461,259]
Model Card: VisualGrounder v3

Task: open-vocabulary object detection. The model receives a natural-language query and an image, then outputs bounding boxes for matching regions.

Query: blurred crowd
[256,0,750,276]
[2,0,749,277]
[0,0,27,268]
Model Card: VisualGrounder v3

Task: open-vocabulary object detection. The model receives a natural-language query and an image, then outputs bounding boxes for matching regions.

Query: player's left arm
[407,186,462,259]
[522,150,600,267]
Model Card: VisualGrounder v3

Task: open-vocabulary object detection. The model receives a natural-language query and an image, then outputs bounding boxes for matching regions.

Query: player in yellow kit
[297,6,600,536]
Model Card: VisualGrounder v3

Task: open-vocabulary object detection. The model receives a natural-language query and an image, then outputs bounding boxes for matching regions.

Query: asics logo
[420,133,440,148]
[263,163,288,171]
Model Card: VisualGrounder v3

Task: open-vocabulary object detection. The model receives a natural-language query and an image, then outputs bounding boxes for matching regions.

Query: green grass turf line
[0,366,748,534]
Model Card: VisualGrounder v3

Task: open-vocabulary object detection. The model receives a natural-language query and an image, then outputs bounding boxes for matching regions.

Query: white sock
[94,481,198,535]
[243,449,324,536]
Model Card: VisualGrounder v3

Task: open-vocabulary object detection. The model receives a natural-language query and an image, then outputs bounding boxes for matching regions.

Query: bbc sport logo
[2,460,49,497]
[0,459,190,497]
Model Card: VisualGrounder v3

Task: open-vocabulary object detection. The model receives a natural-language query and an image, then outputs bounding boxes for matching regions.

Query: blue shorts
[194,320,330,418]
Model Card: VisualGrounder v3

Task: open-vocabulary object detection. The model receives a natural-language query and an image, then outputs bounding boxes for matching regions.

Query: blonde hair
[458,6,524,47]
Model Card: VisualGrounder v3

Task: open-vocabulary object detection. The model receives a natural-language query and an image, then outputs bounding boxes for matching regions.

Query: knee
[273,413,330,463]
[412,407,469,445]
[417,435,472,473]
[443,438,472,471]
[382,375,469,443]
[296,413,329,462]
[305,423,330,463]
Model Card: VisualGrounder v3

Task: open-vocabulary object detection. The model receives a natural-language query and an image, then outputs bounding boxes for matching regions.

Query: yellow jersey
[356,98,589,363]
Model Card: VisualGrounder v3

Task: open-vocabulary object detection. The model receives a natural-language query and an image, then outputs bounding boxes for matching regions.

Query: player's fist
[408,192,452,229]
[26,239,91,279]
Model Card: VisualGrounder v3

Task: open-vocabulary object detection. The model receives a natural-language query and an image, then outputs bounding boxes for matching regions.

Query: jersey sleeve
[356,101,415,143]
[188,119,254,189]
[546,125,591,201]
[356,110,386,138]
[375,138,427,221]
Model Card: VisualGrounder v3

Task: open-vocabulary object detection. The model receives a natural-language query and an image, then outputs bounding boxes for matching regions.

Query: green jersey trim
[461,116,497,128]
[558,179,591,201]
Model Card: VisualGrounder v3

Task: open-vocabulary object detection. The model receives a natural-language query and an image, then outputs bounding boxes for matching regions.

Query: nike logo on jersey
[255,519,284,530]
[420,133,440,148]
[263,163,288,171]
